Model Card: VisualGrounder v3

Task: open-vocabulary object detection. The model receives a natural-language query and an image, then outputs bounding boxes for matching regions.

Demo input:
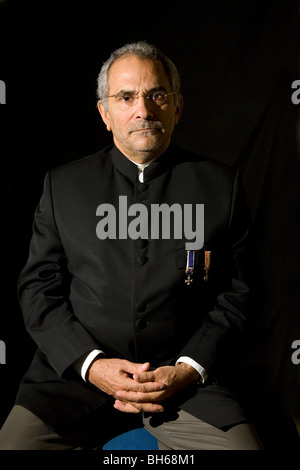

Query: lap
[0,406,69,450]
[0,405,142,450]
[143,409,264,450]
[0,405,263,451]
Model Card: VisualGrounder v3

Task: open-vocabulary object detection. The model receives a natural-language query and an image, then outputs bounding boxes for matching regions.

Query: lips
[129,122,163,133]
[130,127,163,135]
[133,128,158,132]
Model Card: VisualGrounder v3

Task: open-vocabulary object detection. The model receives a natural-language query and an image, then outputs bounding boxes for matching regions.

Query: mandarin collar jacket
[16,143,254,432]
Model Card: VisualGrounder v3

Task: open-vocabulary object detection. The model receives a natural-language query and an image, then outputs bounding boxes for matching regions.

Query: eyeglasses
[105,90,178,106]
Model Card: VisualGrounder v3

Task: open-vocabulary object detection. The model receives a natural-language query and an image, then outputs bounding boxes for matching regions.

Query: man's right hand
[86,358,165,413]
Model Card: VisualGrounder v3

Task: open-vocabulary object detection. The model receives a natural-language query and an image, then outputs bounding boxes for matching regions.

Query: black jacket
[16,144,254,432]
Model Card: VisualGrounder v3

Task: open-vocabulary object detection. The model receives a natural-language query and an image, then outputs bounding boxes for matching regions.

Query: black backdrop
[0,0,299,449]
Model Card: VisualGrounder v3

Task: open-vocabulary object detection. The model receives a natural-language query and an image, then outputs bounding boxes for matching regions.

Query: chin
[134,136,167,151]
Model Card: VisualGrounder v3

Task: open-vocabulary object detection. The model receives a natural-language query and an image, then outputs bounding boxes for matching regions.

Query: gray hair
[97,41,181,109]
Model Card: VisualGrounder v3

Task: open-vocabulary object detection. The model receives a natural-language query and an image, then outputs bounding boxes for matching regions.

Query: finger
[114,399,164,414]
[116,389,163,403]
[122,381,166,393]
[117,380,163,393]
[113,400,141,414]
[133,402,164,413]
[133,370,156,382]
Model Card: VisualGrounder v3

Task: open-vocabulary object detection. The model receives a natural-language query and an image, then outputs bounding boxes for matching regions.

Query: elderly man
[0,41,262,450]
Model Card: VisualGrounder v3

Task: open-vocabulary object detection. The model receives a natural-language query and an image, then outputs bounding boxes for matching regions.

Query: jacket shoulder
[173,145,238,181]
[49,145,113,180]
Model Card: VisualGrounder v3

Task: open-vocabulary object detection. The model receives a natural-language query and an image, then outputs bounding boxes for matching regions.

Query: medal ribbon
[185,250,195,285]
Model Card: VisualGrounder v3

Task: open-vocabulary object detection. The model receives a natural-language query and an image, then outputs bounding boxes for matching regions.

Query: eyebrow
[114,86,168,98]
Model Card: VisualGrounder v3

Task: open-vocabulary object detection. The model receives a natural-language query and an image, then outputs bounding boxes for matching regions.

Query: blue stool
[103,428,159,450]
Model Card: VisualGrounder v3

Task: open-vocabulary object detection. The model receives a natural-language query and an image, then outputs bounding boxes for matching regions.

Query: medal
[204,250,211,281]
[185,250,195,285]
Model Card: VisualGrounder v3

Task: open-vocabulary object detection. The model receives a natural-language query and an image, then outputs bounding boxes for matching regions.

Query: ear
[174,94,183,125]
[97,100,111,131]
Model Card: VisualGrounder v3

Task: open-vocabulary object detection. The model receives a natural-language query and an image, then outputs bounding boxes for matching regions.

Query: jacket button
[137,255,148,265]
[138,239,149,249]
[135,318,147,329]
[137,183,149,192]
[139,198,150,204]
[135,302,147,312]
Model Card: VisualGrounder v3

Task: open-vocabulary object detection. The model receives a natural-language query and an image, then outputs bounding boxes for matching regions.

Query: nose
[134,95,154,120]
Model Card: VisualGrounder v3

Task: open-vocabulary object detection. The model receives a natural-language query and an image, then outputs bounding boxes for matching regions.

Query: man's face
[98,55,183,163]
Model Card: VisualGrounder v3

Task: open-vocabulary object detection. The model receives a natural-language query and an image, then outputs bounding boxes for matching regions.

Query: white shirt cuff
[73,349,104,381]
[176,356,208,383]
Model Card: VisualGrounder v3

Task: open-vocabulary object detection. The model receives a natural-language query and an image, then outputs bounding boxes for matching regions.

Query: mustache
[129,121,163,132]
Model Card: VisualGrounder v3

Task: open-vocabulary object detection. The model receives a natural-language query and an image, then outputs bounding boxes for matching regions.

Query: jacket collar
[110,143,180,184]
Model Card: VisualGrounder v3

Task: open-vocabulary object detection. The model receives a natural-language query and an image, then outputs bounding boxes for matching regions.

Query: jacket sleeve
[178,170,257,374]
[17,172,100,377]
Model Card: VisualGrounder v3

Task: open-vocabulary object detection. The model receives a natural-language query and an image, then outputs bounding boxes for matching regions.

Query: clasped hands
[87,358,200,414]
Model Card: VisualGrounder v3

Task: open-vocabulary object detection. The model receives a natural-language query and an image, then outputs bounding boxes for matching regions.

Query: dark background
[0,0,299,449]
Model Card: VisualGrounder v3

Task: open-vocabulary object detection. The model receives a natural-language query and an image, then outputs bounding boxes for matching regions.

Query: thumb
[139,362,151,372]
[124,361,150,374]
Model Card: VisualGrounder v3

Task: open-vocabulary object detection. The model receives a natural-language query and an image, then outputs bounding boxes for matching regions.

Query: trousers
[0,405,263,450]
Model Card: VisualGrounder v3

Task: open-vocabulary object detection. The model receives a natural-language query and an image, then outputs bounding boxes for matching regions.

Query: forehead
[107,55,171,92]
